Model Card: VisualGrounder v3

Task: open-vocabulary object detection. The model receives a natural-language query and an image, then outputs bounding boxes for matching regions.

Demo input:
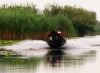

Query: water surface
[0,35,100,73]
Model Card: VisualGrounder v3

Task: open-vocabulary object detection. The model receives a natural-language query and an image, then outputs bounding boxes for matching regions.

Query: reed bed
[0,5,76,40]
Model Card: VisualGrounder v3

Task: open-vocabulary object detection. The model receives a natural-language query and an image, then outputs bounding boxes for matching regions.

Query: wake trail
[0,35,100,57]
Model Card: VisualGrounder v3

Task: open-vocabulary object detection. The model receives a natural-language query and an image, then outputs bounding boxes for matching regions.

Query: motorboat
[47,31,66,48]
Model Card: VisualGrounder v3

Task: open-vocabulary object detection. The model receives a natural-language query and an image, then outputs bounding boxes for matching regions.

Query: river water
[0,35,100,73]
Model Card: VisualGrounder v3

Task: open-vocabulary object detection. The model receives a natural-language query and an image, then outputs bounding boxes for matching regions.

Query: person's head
[58,31,61,34]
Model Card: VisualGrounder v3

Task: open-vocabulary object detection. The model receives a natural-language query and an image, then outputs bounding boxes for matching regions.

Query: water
[0,35,100,73]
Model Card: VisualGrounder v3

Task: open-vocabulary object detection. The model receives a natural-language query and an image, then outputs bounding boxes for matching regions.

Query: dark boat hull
[47,36,66,48]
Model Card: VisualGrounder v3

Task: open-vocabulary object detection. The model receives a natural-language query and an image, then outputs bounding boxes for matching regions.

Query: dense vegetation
[94,21,100,34]
[0,4,98,40]
[44,4,97,36]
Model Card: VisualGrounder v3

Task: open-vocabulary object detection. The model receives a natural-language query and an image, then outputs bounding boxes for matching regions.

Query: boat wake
[0,35,100,57]
[0,40,49,57]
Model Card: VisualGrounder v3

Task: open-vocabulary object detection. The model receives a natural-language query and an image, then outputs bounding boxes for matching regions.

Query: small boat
[47,31,66,48]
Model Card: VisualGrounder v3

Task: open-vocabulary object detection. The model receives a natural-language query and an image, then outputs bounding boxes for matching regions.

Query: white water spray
[0,35,100,57]
[0,40,49,57]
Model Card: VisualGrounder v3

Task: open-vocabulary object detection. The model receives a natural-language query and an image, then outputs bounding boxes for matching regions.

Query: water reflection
[63,50,96,66]
[46,49,64,67]
[0,57,42,73]
[45,49,96,67]
[0,48,97,73]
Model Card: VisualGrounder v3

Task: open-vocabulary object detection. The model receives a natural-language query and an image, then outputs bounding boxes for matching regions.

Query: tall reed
[0,5,76,39]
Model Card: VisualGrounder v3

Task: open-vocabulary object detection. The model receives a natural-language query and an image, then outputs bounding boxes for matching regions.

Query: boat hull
[47,36,66,49]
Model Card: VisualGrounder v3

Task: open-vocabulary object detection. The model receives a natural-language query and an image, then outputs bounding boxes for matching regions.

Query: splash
[0,35,100,57]
[63,35,100,55]
[0,40,49,57]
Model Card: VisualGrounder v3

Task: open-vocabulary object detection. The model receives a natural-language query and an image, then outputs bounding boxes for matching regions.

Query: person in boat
[47,30,62,41]
[47,30,66,48]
